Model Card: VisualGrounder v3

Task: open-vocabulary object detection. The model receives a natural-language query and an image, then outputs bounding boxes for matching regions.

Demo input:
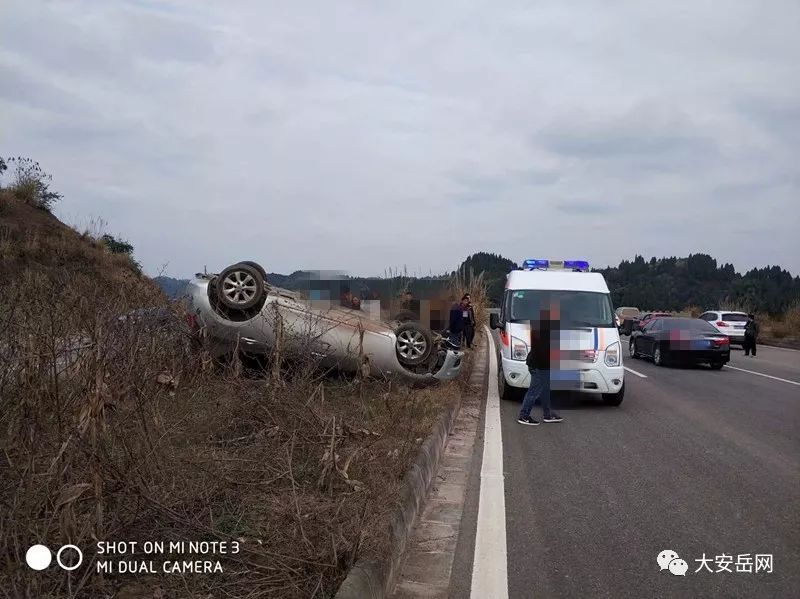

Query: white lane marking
[624,366,648,378]
[724,365,800,386]
[471,326,508,599]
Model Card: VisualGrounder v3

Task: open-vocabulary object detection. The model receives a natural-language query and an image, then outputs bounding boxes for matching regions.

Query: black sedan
[629,317,730,369]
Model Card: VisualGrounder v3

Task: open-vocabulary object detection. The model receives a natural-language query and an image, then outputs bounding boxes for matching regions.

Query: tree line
[453,252,799,315]
[595,254,799,315]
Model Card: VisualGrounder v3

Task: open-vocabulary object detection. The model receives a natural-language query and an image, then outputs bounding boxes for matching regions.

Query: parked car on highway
[615,306,640,335]
[698,310,749,346]
[632,311,671,332]
[185,261,463,383]
[629,317,730,369]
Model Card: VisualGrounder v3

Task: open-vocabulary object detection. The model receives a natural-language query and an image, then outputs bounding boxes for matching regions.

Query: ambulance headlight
[511,336,528,361]
[605,341,620,367]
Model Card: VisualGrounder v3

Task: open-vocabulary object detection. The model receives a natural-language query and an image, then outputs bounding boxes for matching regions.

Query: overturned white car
[186,261,464,382]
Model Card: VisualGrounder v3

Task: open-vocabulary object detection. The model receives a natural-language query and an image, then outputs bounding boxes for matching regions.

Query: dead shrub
[3,157,62,211]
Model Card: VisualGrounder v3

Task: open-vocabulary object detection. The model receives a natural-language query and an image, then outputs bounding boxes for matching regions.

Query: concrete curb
[335,336,488,599]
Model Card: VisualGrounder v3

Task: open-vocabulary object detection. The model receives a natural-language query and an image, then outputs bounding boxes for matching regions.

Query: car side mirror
[489,313,500,329]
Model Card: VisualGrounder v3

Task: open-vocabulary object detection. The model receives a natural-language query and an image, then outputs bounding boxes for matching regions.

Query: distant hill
[454,252,518,306]
[153,276,190,299]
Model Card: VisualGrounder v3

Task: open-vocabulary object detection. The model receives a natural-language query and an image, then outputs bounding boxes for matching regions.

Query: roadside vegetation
[0,156,62,212]
[0,188,485,597]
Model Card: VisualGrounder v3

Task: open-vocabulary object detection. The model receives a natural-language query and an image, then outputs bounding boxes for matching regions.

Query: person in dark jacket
[462,294,476,348]
[448,296,469,347]
[743,313,759,357]
[518,304,563,425]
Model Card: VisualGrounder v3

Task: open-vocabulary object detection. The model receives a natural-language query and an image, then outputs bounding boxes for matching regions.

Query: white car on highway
[490,259,625,405]
[698,310,749,346]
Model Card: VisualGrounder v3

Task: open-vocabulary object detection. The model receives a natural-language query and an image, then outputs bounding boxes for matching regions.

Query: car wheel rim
[221,271,257,305]
[397,330,427,359]
[629,342,636,357]
[654,348,661,364]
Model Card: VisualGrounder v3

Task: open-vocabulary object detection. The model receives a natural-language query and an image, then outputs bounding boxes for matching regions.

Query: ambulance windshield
[507,289,615,328]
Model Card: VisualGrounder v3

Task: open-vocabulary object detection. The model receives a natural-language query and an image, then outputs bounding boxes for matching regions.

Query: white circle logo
[26,545,52,570]
[56,545,83,571]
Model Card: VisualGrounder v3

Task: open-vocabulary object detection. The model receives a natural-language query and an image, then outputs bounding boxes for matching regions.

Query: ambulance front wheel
[499,368,522,401]
[602,382,625,406]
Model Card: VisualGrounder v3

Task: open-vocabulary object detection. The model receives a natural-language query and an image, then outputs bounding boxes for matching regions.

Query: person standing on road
[518,303,563,426]
[449,296,468,347]
[462,294,476,349]
[744,313,760,357]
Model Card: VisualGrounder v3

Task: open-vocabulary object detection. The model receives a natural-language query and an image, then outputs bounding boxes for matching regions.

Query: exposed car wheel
[216,263,266,311]
[236,260,268,281]
[395,322,433,366]
[629,339,639,359]
[653,345,667,366]
[602,381,625,406]
[710,361,725,370]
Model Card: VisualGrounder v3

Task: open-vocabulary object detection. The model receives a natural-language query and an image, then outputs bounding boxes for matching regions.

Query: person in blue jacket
[448,295,470,347]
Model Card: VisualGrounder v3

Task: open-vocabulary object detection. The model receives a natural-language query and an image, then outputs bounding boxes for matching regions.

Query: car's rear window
[722,313,748,322]
[620,308,639,316]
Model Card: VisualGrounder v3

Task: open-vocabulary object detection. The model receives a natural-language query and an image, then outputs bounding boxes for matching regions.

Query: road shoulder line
[469,326,509,599]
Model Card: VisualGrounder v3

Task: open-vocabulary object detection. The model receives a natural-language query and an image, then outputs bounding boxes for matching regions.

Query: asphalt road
[459,335,800,598]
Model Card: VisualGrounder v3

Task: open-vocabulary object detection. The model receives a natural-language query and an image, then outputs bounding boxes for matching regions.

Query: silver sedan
[186,262,464,383]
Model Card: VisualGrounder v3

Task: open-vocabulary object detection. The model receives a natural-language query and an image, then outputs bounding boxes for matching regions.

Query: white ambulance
[489,259,625,405]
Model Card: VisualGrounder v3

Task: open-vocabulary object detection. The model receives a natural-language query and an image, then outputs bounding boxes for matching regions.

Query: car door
[639,319,661,356]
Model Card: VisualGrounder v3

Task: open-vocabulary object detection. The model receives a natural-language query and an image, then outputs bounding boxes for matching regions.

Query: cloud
[556,201,618,216]
[538,102,721,175]
[0,0,797,277]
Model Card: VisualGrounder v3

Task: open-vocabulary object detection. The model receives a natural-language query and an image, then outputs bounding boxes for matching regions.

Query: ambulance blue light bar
[564,260,590,271]
[522,259,590,271]
[523,259,549,270]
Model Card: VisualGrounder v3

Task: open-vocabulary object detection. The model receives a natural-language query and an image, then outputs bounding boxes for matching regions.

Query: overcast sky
[1,0,798,278]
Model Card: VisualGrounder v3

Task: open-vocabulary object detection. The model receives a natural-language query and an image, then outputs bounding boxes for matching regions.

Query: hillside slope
[0,190,163,308]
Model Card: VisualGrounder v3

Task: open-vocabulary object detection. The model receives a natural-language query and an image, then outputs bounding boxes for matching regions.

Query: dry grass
[760,303,800,343]
[0,198,475,598]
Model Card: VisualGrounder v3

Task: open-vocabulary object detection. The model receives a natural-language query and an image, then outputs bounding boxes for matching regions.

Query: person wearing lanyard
[462,294,476,348]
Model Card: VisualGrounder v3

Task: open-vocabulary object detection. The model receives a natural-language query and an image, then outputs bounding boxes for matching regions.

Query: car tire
[395,322,433,366]
[629,339,639,359]
[653,345,667,367]
[710,361,725,370]
[499,367,520,401]
[602,381,625,406]
[216,263,266,311]
[236,261,268,282]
